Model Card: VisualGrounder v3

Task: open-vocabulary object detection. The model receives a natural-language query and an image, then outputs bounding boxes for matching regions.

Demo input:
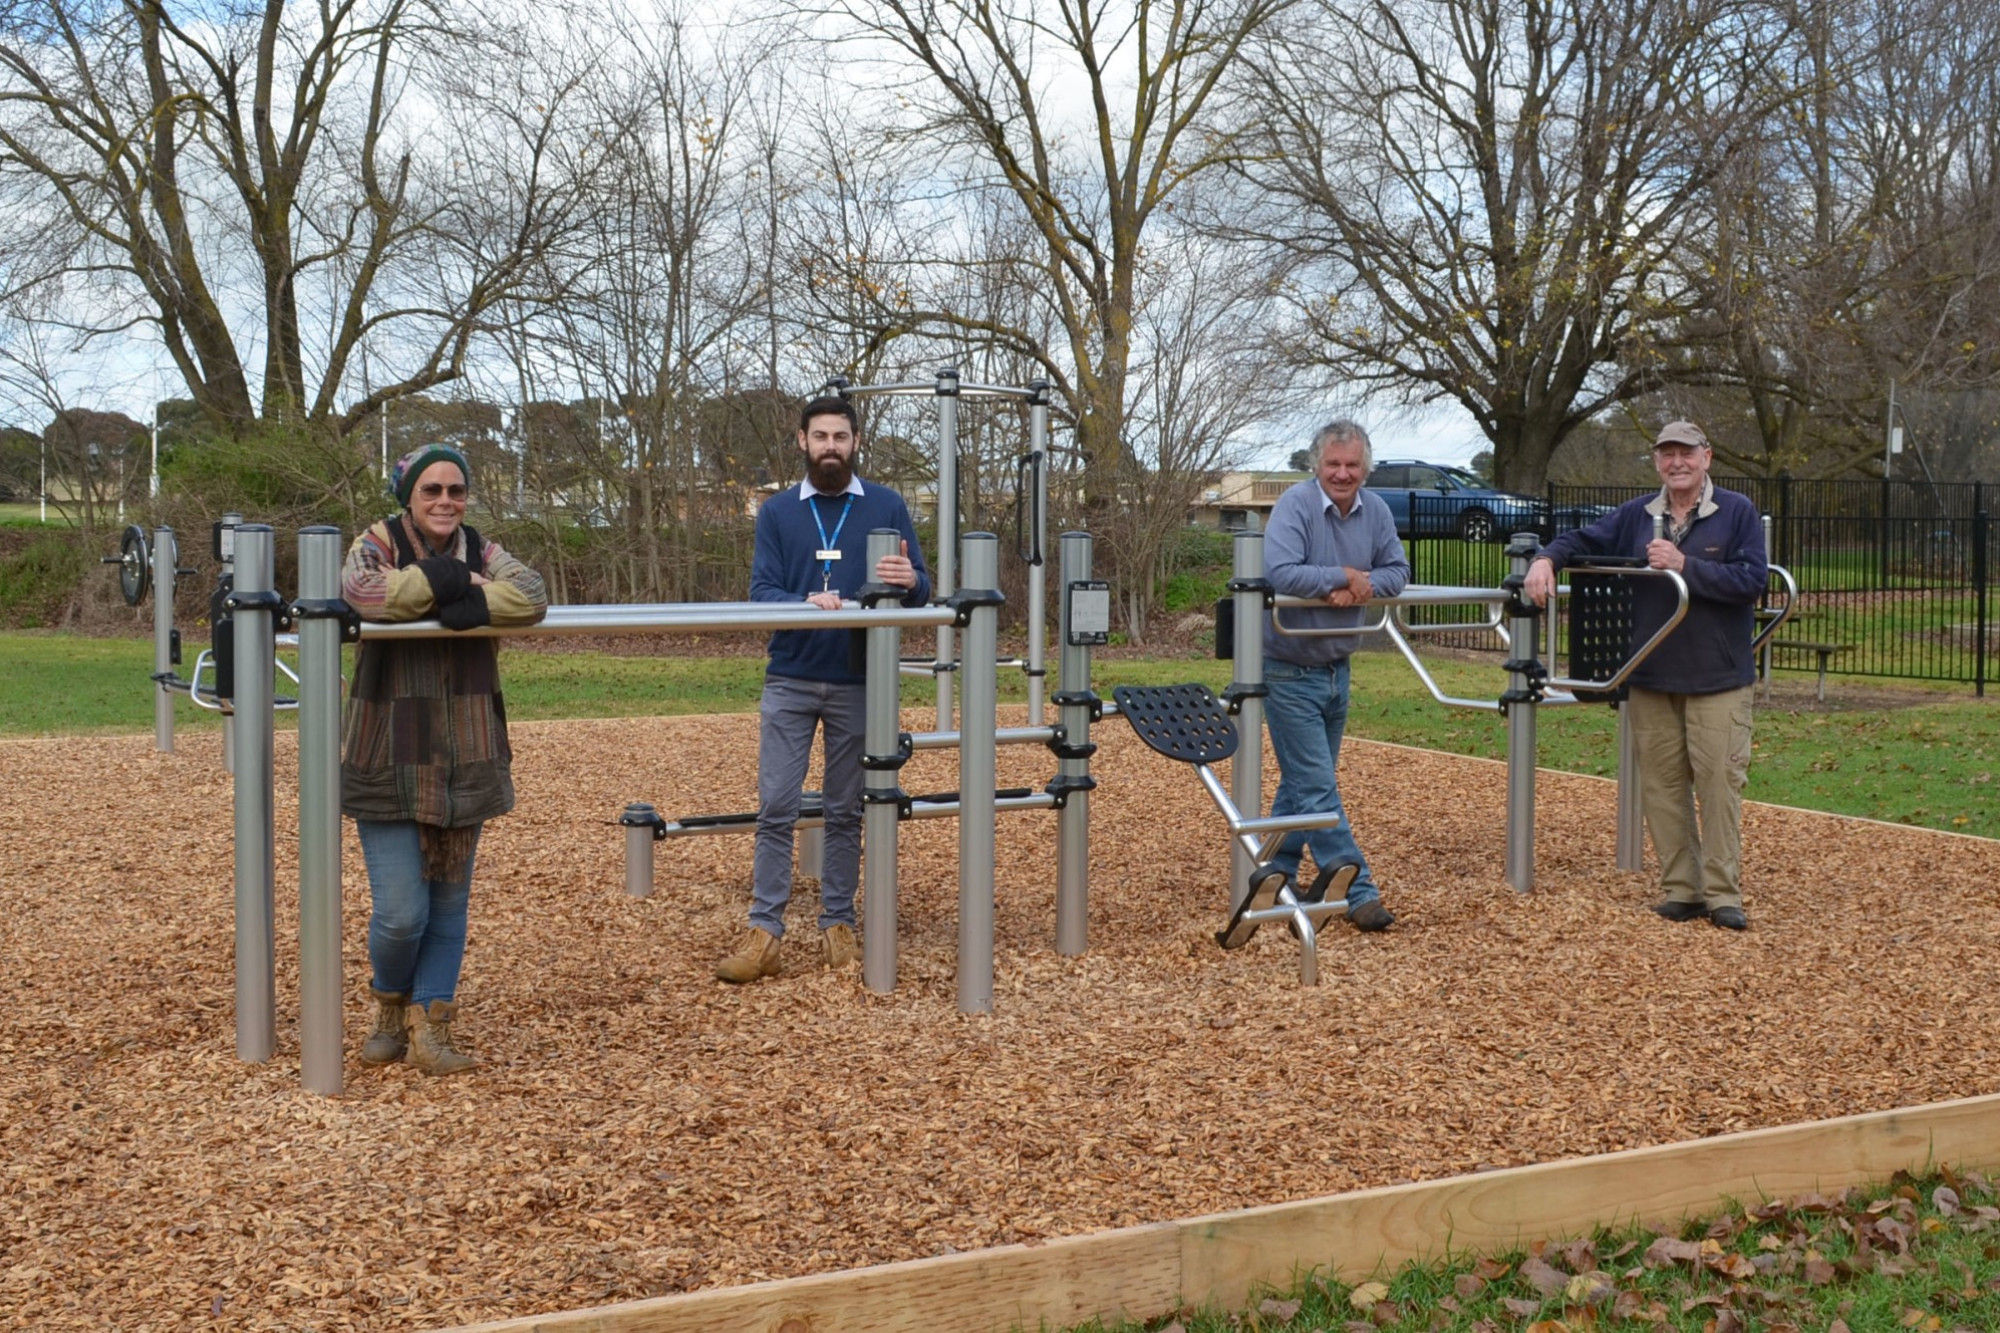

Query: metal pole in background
[1026,384,1050,726]
[1503,533,1540,892]
[862,529,905,993]
[957,532,1000,1014]
[153,526,175,752]
[1615,705,1643,870]
[218,514,243,773]
[621,804,657,897]
[230,525,277,1062]
[1054,530,1095,956]
[934,369,960,732]
[1228,528,1267,914]
[295,526,344,1095]
[1616,512,1668,870]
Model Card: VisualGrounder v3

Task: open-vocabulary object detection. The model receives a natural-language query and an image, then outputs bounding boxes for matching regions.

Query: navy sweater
[750,479,931,683]
[1539,484,1768,694]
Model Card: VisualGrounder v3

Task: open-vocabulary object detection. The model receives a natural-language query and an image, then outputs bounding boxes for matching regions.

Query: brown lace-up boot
[405,1000,477,1076]
[714,927,782,983]
[360,988,408,1065]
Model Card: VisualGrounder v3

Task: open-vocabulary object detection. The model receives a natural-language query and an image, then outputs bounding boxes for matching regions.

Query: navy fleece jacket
[750,479,931,683]
[1538,483,1768,694]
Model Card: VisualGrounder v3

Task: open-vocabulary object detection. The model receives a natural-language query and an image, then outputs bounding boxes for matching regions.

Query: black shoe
[1347,899,1395,933]
[1709,906,1748,931]
[1651,899,1709,923]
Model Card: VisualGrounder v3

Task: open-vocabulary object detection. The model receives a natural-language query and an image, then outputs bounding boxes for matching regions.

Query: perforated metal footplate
[1112,683,1239,765]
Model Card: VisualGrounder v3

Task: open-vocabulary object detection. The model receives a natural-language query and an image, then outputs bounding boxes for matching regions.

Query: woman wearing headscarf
[341,444,547,1075]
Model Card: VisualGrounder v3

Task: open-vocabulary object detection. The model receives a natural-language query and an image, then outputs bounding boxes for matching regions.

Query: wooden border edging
[442,1092,2000,1333]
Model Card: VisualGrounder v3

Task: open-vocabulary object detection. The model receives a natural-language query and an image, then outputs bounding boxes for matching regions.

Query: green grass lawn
[1075,1169,2000,1333]
[2,631,1993,837]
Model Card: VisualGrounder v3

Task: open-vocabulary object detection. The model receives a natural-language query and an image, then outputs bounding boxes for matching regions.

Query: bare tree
[0,0,607,445]
[1233,0,1792,490]
[1670,0,2000,477]
[829,0,1298,517]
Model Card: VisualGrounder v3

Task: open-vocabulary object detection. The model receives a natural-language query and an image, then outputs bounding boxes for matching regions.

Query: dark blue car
[1365,459,1608,542]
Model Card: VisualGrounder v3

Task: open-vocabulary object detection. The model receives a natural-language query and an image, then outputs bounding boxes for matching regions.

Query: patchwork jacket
[339,514,548,828]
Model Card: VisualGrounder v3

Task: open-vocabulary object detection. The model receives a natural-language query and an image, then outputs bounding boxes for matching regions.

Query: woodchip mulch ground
[3,703,1997,1332]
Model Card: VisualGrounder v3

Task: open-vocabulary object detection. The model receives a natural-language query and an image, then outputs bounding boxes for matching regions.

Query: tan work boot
[822,923,861,970]
[405,999,477,1077]
[360,987,409,1065]
[715,927,782,984]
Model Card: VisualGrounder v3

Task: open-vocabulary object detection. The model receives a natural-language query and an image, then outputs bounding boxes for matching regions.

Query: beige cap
[1654,421,1709,449]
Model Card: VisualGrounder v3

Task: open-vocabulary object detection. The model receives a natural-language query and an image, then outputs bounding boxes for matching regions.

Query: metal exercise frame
[623,530,1105,988]
[825,370,1053,730]
[254,528,1073,1094]
[102,513,302,761]
[1253,529,1693,895]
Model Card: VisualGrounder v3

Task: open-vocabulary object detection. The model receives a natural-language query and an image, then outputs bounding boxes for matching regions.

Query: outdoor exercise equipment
[99,512,303,758]
[272,527,1040,1093]
[619,528,1107,994]
[823,369,1054,729]
[1112,682,1354,985]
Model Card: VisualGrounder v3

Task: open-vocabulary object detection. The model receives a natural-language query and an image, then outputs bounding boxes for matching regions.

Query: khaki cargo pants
[1627,683,1755,909]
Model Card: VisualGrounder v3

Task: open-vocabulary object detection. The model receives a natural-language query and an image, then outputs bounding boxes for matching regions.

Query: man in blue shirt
[1258,419,1411,934]
[1525,420,1768,930]
[716,396,931,983]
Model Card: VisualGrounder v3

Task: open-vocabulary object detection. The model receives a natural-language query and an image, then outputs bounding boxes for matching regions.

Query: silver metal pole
[1503,534,1540,892]
[1054,531,1095,955]
[621,803,658,898]
[1229,529,1267,913]
[230,525,277,1062]
[934,369,959,731]
[296,526,343,1095]
[862,529,904,993]
[1026,387,1049,726]
[957,532,999,1013]
[153,526,175,752]
[1615,704,1643,870]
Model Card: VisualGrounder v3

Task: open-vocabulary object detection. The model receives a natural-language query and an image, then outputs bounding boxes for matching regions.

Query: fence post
[1777,471,1792,570]
[1975,482,1989,700]
[1879,475,1892,591]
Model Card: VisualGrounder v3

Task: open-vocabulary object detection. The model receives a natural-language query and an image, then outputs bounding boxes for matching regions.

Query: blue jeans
[355,819,481,1006]
[751,675,866,938]
[1262,659,1379,904]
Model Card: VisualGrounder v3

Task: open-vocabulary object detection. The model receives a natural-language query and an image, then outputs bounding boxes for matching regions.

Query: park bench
[1772,638,1853,704]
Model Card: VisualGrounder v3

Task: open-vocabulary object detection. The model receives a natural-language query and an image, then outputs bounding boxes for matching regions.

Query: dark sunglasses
[416,483,468,501]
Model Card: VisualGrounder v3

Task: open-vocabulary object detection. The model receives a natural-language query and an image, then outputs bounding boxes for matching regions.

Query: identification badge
[816,549,842,561]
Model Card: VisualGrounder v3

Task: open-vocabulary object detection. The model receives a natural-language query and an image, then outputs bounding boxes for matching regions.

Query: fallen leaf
[1644,1236,1704,1268]
[1934,1186,1961,1216]
[1520,1255,1569,1296]
[1454,1273,1487,1300]
[1503,1296,1544,1317]
[1347,1280,1390,1310]
[1259,1297,1301,1321]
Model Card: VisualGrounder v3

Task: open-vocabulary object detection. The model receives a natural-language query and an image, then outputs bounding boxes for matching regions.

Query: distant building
[1188,471,1307,530]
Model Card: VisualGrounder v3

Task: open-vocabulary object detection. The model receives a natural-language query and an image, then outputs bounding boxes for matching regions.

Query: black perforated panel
[1112,683,1240,765]
[1567,557,1647,699]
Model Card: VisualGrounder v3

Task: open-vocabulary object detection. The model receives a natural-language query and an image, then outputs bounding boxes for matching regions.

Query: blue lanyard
[811,493,854,592]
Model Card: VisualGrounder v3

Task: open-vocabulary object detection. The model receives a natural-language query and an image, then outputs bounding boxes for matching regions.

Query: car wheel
[1457,508,1496,542]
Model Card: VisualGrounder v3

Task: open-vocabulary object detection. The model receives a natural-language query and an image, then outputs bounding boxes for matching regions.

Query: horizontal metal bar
[906,793,1059,820]
[838,381,941,398]
[954,382,1041,401]
[1230,810,1346,837]
[910,727,1058,750]
[357,601,959,641]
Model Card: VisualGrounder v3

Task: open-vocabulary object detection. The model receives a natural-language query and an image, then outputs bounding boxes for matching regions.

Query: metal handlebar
[1538,564,1690,695]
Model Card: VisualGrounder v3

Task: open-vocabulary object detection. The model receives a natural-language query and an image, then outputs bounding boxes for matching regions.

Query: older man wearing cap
[1524,422,1769,930]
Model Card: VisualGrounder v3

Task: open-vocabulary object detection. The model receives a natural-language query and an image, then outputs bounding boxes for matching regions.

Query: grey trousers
[1628,684,1755,909]
[750,674,866,937]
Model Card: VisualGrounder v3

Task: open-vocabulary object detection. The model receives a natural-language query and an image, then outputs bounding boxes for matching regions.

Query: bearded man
[714,395,931,982]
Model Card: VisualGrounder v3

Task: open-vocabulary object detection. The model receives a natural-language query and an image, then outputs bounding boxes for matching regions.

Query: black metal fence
[1401,479,1995,694]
